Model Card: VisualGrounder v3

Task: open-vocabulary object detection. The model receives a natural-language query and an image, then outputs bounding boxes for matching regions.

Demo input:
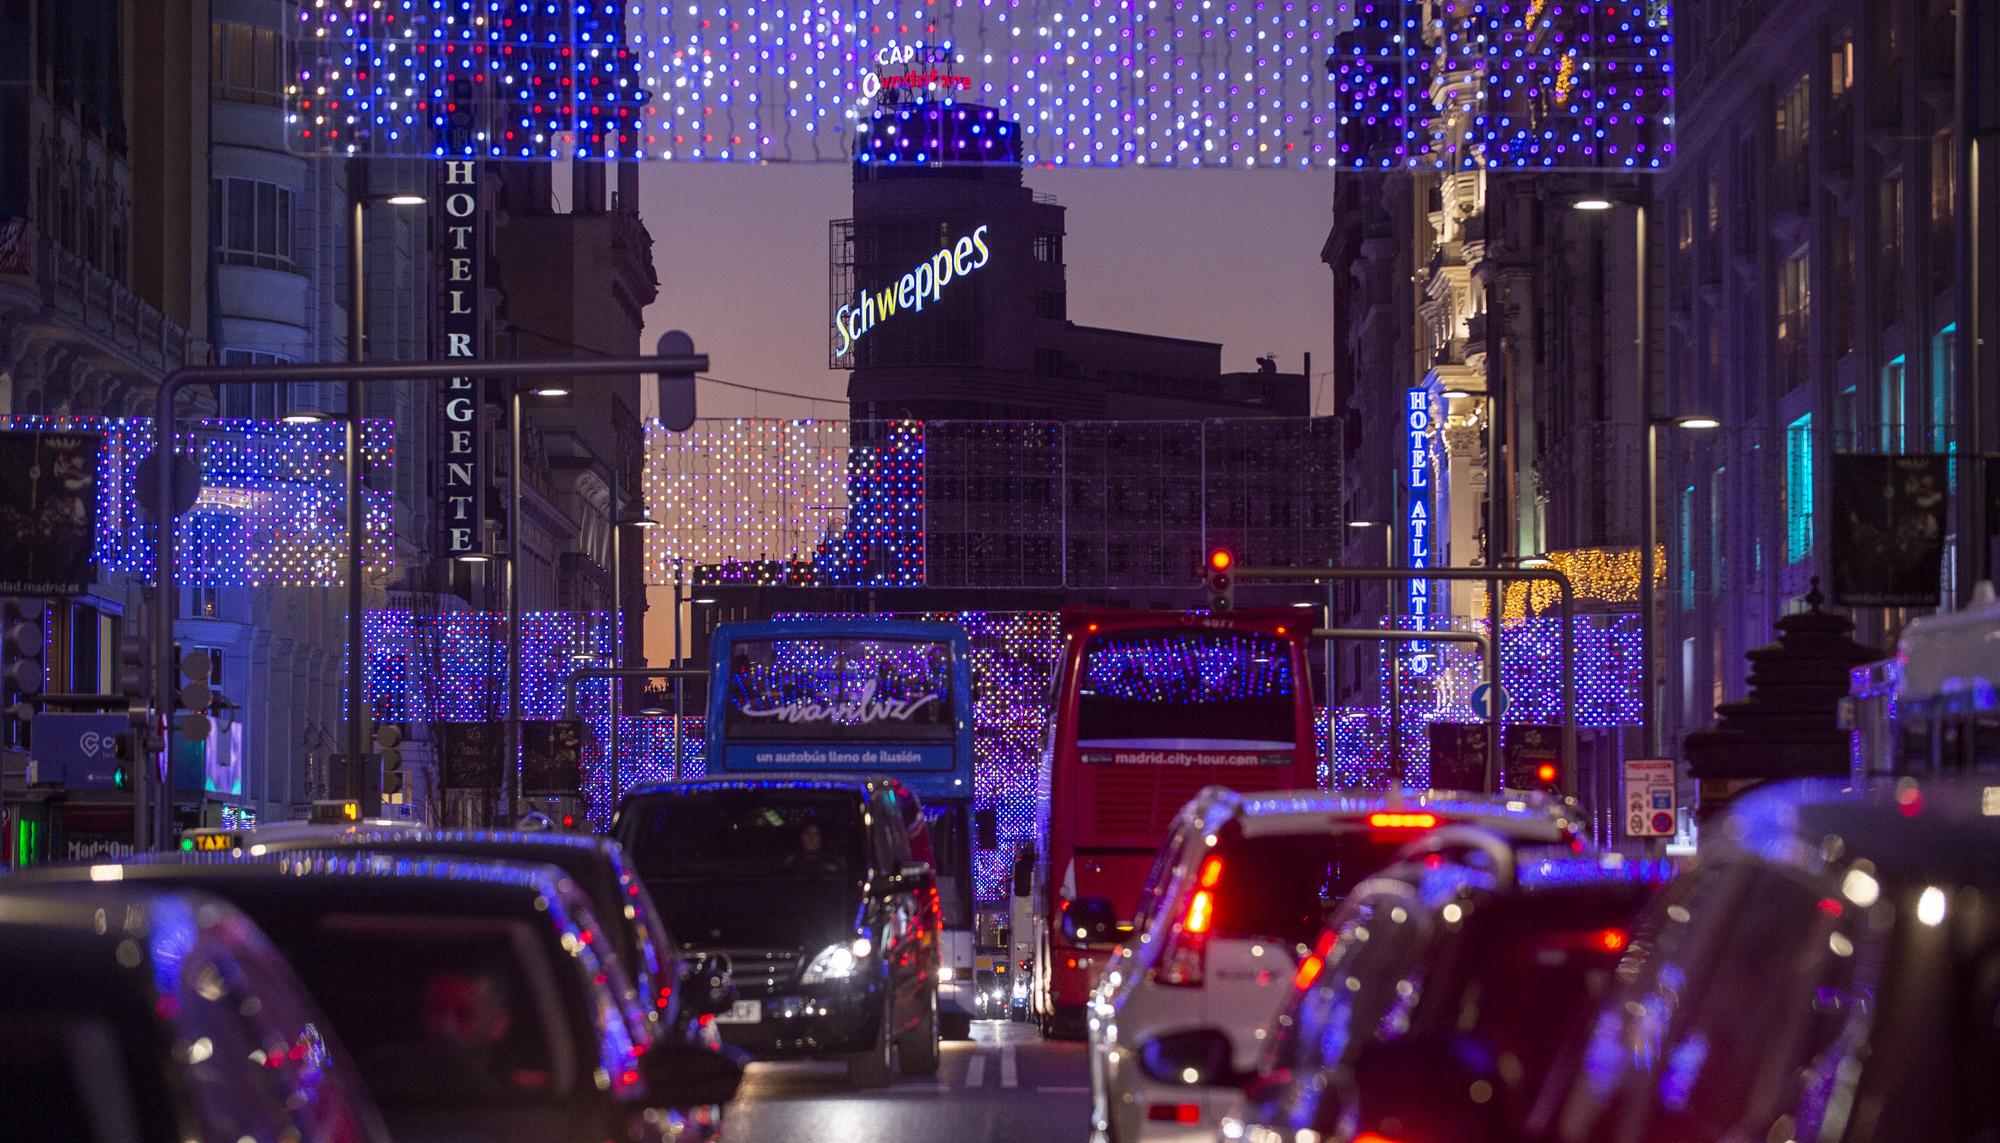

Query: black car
[11,853,741,1143]
[1151,841,1669,1143]
[1542,778,2000,1143]
[222,826,735,1035]
[0,882,391,1143]
[615,775,943,1086]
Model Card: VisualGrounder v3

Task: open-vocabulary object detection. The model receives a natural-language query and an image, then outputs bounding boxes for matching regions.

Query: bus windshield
[722,636,956,744]
[1076,628,1296,753]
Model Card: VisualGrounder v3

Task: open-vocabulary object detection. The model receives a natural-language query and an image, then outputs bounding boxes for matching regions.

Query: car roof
[1711,778,2000,891]
[1379,851,1675,911]
[1215,788,1581,842]
[234,827,623,869]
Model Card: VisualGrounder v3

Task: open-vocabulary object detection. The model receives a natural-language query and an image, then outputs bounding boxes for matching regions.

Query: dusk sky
[634,162,1340,421]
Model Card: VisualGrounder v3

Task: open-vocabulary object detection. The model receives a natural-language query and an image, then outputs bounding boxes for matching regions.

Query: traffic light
[1204,548,1235,612]
[375,723,405,795]
[1507,755,1562,793]
[111,731,139,790]
[117,636,150,729]
[3,599,44,721]
[655,330,698,432]
[176,649,214,742]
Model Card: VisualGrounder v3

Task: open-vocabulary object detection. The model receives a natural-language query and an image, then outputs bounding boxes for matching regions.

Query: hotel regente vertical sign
[439,160,482,555]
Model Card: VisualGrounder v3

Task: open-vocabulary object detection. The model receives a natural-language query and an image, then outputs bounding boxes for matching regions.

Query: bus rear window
[722,637,955,743]
[1076,629,1295,751]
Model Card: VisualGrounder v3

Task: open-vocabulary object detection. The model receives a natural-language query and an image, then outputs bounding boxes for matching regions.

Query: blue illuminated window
[1785,414,1813,564]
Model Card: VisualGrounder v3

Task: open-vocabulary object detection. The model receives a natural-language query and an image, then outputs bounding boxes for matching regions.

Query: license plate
[715,1000,762,1025]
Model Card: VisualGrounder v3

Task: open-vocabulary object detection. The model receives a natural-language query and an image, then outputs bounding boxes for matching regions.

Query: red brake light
[1184,889,1215,935]
[1292,954,1324,990]
[1146,1104,1202,1124]
[1355,1134,1410,1143]
[1368,811,1439,830]
[1536,762,1560,784]
[1595,928,1630,953]
[1198,855,1224,888]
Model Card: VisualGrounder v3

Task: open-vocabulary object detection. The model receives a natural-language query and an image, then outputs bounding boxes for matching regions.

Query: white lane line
[999,1044,1019,1089]
[964,1051,988,1089]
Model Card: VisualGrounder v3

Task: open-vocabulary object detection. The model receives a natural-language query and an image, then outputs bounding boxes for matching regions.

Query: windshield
[722,636,956,743]
[1076,628,1295,756]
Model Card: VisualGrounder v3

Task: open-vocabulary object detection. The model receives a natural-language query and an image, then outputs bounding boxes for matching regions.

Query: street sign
[1469,682,1510,722]
[29,712,129,790]
[1624,758,1677,837]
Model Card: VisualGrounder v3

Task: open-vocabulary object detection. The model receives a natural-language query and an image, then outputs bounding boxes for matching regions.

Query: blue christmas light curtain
[0,415,393,587]
[290,1,1671,170]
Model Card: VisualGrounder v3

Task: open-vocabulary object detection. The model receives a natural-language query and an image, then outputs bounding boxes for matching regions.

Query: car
[1088,789,1586,1143]
[1199,840,1670,1143]
[1539,778,2000,1143]
[10,852,742,1143]
[0,882,392,1143]
[213,826,736,1037]
[615,774,943,1087]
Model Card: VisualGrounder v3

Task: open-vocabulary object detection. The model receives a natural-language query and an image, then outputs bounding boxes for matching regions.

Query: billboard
[1828,454,1949,608]
[0,431,100,595]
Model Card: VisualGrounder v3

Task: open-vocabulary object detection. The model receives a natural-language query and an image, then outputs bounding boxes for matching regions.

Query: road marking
[999,1044,1018,1088]
[965,1051,988,1089]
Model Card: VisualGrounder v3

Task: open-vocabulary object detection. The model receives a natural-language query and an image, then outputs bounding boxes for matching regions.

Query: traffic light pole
[142,351,707,850]
[1312,627,1492,789]
[1229,564,1578,794]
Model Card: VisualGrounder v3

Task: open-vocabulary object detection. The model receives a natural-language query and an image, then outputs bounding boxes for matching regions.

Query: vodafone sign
[832,224,991,358]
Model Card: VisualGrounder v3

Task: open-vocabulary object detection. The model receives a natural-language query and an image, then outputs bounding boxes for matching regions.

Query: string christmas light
[289,1,1672,170]
[0,414,393,587]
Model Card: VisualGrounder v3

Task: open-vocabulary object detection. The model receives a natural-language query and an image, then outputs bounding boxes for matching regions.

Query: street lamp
[1640,414,1720,760]
[1572,197,1615,211]
[504,382,572,820]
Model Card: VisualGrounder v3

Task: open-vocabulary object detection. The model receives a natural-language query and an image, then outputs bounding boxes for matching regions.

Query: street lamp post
[343,167,425,812]
[1640,414,1721,760]
[504,381,570,822]
[605,462,657,809]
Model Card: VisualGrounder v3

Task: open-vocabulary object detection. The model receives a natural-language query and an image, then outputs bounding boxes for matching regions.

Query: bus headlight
[938,965,955,982]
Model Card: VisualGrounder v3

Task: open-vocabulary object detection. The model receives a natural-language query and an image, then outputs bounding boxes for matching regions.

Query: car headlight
[939,965,955,982]
[802,938,874,984]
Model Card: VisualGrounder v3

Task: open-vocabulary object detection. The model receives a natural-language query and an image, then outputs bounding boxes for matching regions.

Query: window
[1785,413,1813,563]
[1709,467,1726,604]
[211,178,295,271]
[211,22,283,106]
[1834,385,1859,447]
[1829,37,1854,103]
[1930,323,1957,454]
[1032,233,1062,264]
[1881,355,1907,451]
[1777,249,1810,390]
[1774,76,1810,210]
[1679,484,1695,609]
[1929,129,1956,284]
[1829,216,1854,356]
[219,350,288,418]
[1033,289,1066,320]
[1878,174,1904,324]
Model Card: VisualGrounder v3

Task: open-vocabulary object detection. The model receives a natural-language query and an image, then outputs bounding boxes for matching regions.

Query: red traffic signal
[1204,549,1236,612]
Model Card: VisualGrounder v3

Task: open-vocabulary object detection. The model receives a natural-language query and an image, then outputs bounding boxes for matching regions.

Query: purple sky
[635,162,1339,420]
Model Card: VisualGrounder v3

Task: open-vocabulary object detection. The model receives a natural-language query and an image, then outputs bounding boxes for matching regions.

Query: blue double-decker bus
[706,618,981,1037]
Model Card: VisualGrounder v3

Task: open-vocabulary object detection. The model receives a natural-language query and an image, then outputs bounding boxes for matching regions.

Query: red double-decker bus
[1024,608,1319,1038]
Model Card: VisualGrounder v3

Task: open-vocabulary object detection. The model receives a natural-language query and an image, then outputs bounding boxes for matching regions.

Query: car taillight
[1291,953,1324,990]
[1156,857,1222,987]
[1354,1134,1409,1143]
[1593,927,1629,953]
[1145,1104,1202,1124]
[1367,811,1439,829]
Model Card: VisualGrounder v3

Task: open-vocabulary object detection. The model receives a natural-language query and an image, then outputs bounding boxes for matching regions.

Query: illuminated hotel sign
[439,160,483,555]
[1405,387,1434,671]
[832,224,991,358]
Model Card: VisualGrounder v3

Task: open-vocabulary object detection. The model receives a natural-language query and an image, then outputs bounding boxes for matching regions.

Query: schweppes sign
[833,224,991,358]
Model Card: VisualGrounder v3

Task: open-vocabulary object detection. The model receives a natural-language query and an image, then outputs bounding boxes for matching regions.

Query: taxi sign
[308,799,360,824]
[181,830,242,853]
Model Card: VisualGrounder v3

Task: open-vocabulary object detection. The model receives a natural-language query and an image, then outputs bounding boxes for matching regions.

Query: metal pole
[346,178,369,812]
[671,570,684,781]
[1324,562,1337,787]
[608,464,621,809]
[1313,628,1492,789]
[1387,648,1402,787]
[1636,199,1659,761]
[506,386,523,822]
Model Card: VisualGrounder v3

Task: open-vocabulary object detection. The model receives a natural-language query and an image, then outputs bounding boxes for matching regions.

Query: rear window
[285,917,578,1108]
[721,636,956,743]
[1205,833,1414,950]
[624,788,867,880]
[1077,628,1296,754]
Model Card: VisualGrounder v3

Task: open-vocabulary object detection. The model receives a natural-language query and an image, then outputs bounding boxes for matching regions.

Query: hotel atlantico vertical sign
[1405,387,1434,673]
[438,159,483,556]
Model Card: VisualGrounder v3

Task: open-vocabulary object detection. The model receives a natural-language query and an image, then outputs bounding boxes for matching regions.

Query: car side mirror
[1340,1032,1519,1143]
[1136,1027,1251,1088]
[683,953,736,1018]
[638,1040,747,1109]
